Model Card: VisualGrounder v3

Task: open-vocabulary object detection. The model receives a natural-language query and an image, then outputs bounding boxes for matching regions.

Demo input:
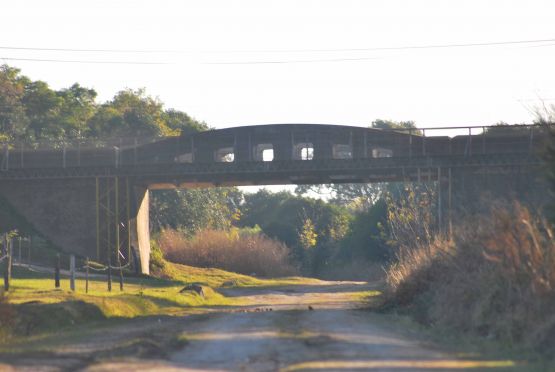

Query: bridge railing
[0,124,552,171]
[388,124,551,158]
[0,136,161,171]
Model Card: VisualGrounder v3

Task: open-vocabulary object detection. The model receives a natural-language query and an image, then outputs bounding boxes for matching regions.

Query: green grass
[0,265,243,345]
[3,261,327,326]
[0,261,368,359]
[155,260,324,288]
[8,276,236,317]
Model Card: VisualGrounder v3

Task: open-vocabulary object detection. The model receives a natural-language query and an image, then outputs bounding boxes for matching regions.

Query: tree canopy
[0,65,207,142]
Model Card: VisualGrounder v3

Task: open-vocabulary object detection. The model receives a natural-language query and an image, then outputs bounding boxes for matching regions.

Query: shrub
[149,239,168,277]
[385,203,555,354]
[158,228,298,277]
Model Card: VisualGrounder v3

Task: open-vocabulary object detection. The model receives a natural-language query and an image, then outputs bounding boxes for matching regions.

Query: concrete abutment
[0,177,151,274]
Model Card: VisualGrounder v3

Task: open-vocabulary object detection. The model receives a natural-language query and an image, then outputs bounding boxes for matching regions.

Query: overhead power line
[0,57,167,65]
[1,37,555,65]
[255,37,555,53]
[0,37,555,54]
[0,46,162,53]
[205,56,382,65]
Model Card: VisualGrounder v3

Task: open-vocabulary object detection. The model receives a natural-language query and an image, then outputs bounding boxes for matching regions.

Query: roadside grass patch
[384,203,555,360]
[1,259,327,344]
[153,259,324,288]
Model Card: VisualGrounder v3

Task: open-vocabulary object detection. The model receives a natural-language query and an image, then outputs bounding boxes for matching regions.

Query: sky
[1,0,555,132]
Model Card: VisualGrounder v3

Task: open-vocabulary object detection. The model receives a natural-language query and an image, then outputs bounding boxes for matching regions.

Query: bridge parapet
[0,124,550,173]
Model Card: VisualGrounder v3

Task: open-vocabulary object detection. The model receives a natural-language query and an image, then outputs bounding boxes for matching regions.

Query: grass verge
[0,259,326,344]
[383,203,555,368]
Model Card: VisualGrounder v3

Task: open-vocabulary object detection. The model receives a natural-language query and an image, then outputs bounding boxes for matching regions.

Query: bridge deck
[0,154,543,185]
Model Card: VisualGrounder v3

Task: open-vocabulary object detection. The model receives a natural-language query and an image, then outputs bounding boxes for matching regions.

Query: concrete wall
[0,177,151,274]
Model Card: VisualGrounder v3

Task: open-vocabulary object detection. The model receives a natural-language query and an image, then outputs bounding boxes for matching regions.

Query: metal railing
[0,124,551,172]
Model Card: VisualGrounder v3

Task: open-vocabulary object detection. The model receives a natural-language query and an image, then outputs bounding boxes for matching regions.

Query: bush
[385,203,555,354]
[158,228,298,277]
[149,239,168,277]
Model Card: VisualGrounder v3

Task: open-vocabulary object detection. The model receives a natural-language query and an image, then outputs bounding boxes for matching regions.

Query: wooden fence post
[85,257,89,294]
[27,236,31,268]
[3,237,11,291]
[54,254,61,288]
[18,237,21,263]
[69,254,75,292]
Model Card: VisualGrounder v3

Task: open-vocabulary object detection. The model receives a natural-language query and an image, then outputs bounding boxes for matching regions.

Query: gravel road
[84,282,516,372]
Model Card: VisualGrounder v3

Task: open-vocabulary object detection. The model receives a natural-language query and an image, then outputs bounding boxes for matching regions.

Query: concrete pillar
[130,187,150,275]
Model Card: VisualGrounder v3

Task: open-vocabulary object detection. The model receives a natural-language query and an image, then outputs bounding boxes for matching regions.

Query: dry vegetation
[385,203,555,355]
[158,229,298,277]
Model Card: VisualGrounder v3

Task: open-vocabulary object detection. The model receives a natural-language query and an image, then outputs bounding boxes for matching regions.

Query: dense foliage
[150,188,242,236]
[0,65,207,142]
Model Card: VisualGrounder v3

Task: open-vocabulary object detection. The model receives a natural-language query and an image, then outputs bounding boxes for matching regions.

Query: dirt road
[2,282,517,371]
[85,282,515,371]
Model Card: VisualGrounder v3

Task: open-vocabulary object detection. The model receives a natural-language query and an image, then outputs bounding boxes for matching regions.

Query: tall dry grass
[158,229,298,277]
[385,203,555,353]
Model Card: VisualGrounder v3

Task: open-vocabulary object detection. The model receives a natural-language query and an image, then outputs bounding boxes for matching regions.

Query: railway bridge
[0,123,549,274]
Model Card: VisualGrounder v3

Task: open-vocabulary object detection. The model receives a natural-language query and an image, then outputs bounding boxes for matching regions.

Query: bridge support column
[131,186,150,275]
[94,177,150,275]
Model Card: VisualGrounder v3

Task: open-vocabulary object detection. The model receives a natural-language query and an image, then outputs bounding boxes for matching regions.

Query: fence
[0,233,133,293]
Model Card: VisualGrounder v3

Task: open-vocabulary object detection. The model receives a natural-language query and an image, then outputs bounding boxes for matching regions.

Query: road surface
[1,282,516,371]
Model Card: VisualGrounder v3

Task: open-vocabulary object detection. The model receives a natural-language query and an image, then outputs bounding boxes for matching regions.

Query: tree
[56,84,97,139]
[371,118,420,133]
[89,89,168,138]
[88,89,207,139]
[0,65,28,141]
[338,198,389,262]
[298,218,317,249]
[22,80,61,140]
[239,189,352,273]
[150,187,241,235]
[295,183,385,210]
[163,109,208,135]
